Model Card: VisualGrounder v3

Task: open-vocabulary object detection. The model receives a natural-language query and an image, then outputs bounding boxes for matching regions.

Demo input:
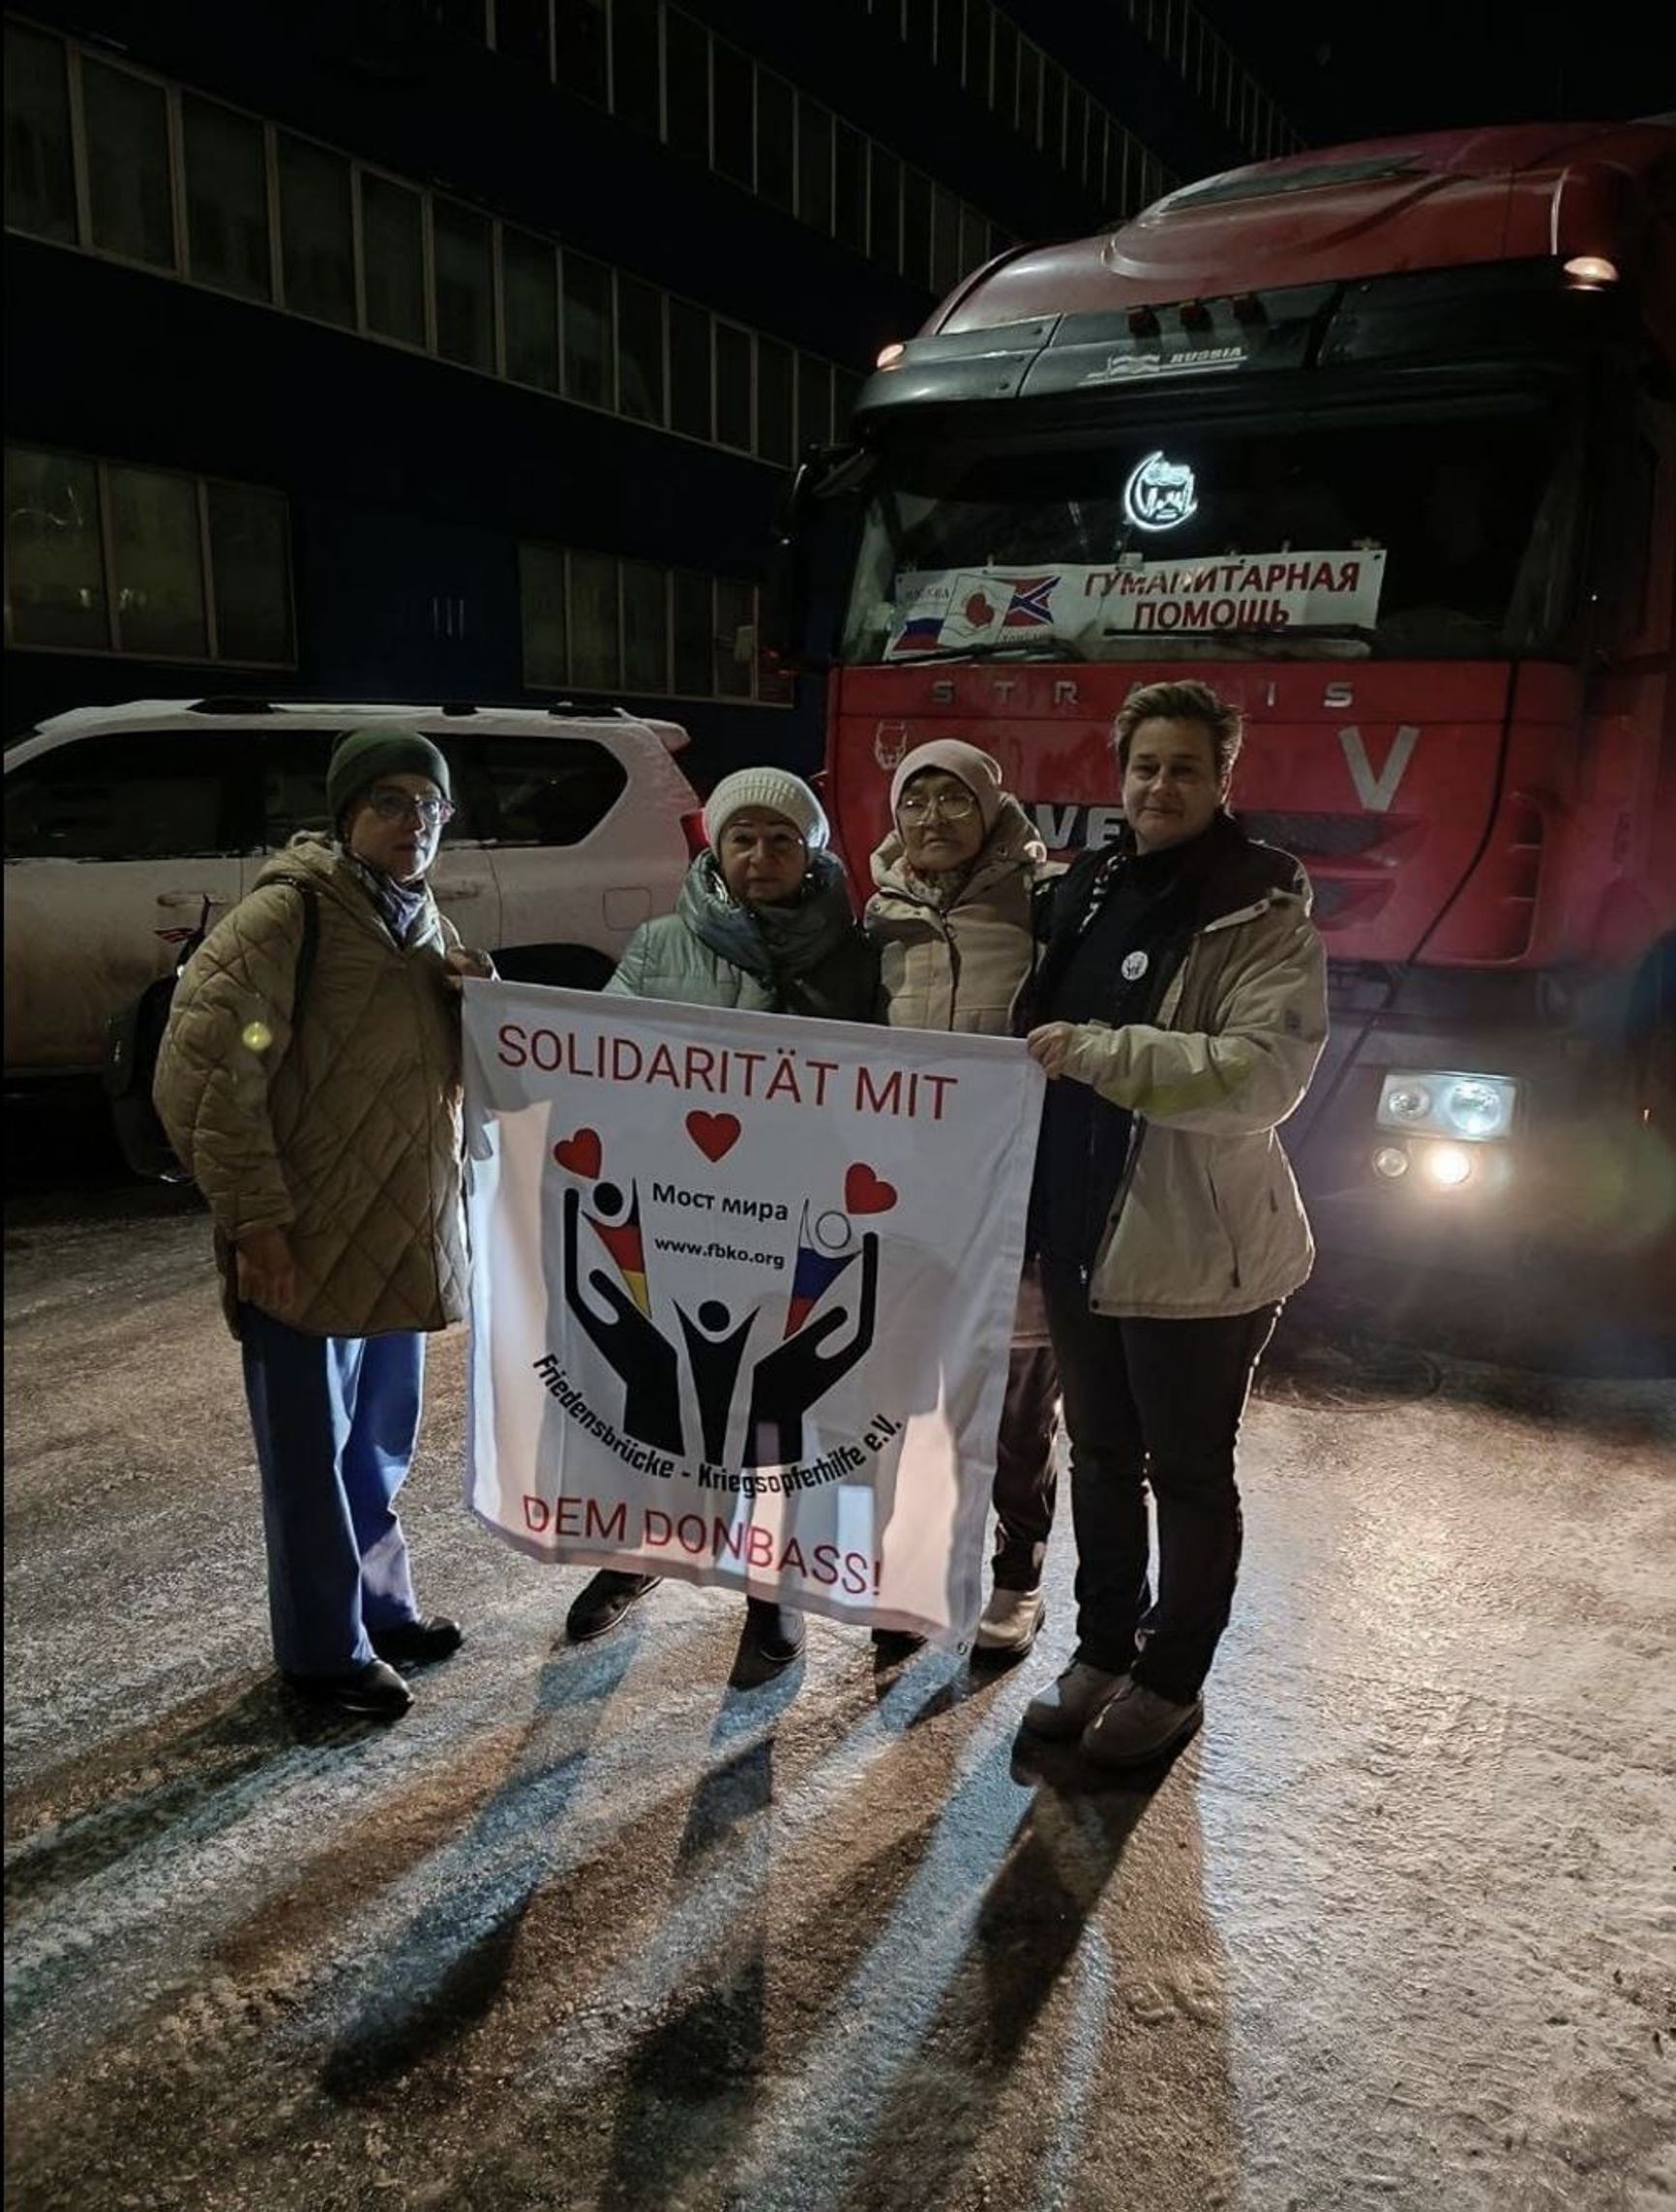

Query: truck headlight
[1377,1070,1517,1142]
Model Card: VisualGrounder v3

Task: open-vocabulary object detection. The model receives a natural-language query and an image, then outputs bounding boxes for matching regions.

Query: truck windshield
[841,391,1577,665]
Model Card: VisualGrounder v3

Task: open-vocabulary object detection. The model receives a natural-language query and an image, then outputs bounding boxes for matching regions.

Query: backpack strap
[263,876,321,1035]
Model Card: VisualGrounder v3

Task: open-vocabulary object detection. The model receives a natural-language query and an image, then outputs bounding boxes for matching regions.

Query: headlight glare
[1377,1069,1518,1142]
[1440,1078,1511,1139]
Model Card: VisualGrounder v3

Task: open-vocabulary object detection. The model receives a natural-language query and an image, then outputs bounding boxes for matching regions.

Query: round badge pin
[1122,950,1150,981]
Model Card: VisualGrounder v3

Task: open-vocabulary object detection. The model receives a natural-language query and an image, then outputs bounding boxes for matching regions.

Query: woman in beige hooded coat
[866,740,1059,1658]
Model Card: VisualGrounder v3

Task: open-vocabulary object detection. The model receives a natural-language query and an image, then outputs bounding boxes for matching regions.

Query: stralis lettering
[496,1027,959,1120]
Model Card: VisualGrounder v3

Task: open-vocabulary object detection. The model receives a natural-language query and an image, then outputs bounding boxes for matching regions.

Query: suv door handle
[436,880,486,899]
[156,890,230,909]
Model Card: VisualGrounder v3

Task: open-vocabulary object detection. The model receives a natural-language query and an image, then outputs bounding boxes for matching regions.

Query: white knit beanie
[703,767,829,852]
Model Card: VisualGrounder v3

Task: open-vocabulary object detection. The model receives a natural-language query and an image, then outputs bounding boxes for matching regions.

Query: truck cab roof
[935,119,1676,340]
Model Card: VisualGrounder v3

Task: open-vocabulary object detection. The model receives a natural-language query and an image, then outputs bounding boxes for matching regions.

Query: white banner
[462,982,1044,1647]
[885,550,1386,656]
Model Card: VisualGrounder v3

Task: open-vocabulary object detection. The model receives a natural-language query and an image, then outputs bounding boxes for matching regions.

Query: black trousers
[992,1342,1060,1590]
[1041,1261,1279,1701]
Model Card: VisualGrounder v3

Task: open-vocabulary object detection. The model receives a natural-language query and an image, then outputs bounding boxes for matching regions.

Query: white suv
[3,698,702,1077]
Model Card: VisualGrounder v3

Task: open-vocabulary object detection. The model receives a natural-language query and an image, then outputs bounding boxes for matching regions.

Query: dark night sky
[1201,2,1674,146]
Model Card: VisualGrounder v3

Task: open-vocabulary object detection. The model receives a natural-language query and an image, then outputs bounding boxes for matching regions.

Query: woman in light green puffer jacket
[567,766,878,1673]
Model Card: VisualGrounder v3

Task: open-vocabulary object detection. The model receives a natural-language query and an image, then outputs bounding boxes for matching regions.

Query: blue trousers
[240,1306,425,1676]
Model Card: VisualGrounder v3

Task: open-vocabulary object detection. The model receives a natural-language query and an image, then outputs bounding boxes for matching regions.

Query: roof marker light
[876,342,907,370]
[1563,254,1618,288]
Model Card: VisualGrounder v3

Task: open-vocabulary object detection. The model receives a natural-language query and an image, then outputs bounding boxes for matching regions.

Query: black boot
[370,1615,464,1666]
[566,1570,662,1642]
[743,1598,805,1668]
[282,1658,412,1718]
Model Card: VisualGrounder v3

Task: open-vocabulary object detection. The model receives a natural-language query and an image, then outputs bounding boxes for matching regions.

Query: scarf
[341,848,433,947]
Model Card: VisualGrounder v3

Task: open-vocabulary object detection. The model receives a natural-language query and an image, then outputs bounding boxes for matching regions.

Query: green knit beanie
[327,728,453,829]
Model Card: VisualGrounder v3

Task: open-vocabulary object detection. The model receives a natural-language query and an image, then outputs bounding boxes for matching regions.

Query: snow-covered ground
[6,1204,1672,2210]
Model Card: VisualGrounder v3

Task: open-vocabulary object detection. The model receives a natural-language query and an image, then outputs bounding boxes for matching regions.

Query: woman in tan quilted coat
[866,739,1060,1662]
[155,728,493,1719]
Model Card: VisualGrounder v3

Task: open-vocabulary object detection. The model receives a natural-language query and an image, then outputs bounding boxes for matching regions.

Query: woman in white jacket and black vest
[1020,681,1327,1769]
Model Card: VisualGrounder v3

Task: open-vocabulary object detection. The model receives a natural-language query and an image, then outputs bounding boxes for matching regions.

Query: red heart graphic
[552,1128,602,1178]
[845,1163,898,1214]
[686,1111,741,1163]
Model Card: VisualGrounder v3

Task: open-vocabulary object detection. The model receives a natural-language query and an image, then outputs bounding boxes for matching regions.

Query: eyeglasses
[367,788,455,828]
[898,790,977,822]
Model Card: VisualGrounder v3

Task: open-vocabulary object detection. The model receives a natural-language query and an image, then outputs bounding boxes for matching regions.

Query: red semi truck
[782,120,1675,1283]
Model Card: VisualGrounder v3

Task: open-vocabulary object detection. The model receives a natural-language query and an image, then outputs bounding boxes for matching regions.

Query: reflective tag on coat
[1122,950,1150,981]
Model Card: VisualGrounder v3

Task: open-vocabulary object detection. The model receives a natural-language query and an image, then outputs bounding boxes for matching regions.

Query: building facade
[4,0,1298,784]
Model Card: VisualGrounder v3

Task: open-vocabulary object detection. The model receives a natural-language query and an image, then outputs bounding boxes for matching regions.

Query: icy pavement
[4,1205,1673,2210]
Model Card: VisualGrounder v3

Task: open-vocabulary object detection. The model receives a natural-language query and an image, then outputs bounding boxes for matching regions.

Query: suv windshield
[842,390,1578,664]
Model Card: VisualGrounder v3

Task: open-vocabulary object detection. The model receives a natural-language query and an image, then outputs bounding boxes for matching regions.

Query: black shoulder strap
[265,876,321,1034]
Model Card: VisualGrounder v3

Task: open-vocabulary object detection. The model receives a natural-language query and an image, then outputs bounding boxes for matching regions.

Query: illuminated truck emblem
[1123,451,1198,532]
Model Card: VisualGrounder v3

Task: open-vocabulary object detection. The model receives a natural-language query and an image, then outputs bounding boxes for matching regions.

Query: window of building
[477,734,627,844]
[609,0,661,135]
[901,166,931,290]
[423,0,491,37]
[106,464,208,660]
[1040,61,1065,162]
[4,732,234,862]
[833,370,863,439]
[671,567,711,695]
[833,124,868,255]
[930,184,961,294]
[562,252,614,408]
[519,540,568,687]
[4,23,76,244]
[553,0,609,105]
[615,275,665,425]
[988,15,1015,111]
[869,145,901,271]
[620,558,670,691]
[755,338,793,469]
[712,576,753,699]
[502,225,560,391]
[205,482,293,665]
[796,97,832,234]
[710,39,753,190]
[359,171,427,345]
[568,551,620,687]
[278,134,355,326]
[1064,84,1088,187]
[662,8,709,165]
[81,59,174,269]
[494,0,554,72]
[182,98,272,302]
[714,320,754,453]
[756,68,794,213]
[10,27,866,486]
[434,198,494,370]
[3,447,106,650]
[958,201,989,278]
[957,0,989,93]
[667,297,713,442]
[5,444,293,667]
[1016,40,1041,143]
[902,0,936,59]
[796,356,832,456]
